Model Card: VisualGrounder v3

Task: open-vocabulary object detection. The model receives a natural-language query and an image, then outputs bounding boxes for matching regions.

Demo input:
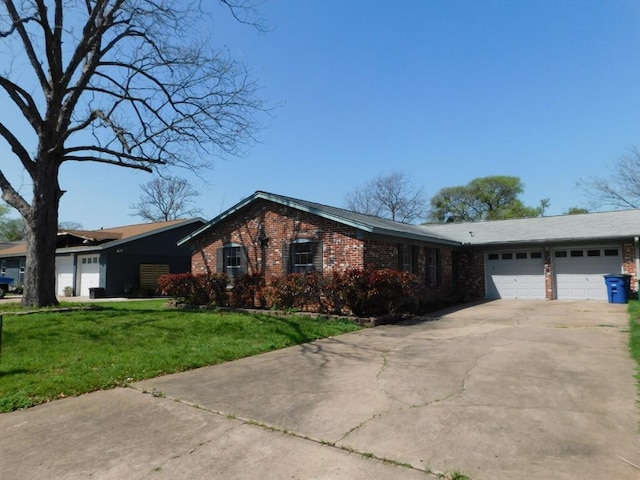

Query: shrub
[230,273,266,308]
[264,272,324,311]
[323,271,348,315]
[340,269,371,317]
[340,268,421,317]
[158,273,228,305]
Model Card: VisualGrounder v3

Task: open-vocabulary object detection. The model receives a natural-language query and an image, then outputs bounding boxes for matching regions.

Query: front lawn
[0,300,361,413]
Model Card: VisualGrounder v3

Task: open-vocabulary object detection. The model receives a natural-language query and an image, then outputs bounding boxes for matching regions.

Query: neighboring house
[179,191,640,302]
[0,218,204,297]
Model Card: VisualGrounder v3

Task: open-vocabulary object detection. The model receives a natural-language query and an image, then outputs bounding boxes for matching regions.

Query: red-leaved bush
[161,269,429,316]
[230,273,266,308]
[158,273,228,306]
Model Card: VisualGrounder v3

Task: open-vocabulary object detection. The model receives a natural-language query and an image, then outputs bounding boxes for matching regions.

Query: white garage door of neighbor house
[55,256,74,296]
[77,255,100,296]
[554,247,621,300]
[486,251,545,299]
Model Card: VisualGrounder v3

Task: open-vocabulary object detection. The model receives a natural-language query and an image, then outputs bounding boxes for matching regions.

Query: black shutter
[312,241,323,273]
[240,246,249,275]
[411,246,419,275]
[282,241,291,273]
[216,247,224,274]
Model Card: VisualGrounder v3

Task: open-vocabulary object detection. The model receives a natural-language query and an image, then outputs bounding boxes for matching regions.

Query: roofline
[0,218,205,258]
[102,217,205,250]
[459,235,637,247]
[177,191,460,247]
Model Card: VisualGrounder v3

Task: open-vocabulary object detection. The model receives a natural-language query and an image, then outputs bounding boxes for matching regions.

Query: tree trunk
[21,161,62,307]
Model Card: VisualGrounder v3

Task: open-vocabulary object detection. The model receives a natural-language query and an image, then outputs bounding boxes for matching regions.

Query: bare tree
[58,221,84,231]
[0,0,265,306]
[345,172,428,223]
[578,148,640,210]
[131,176,202,222]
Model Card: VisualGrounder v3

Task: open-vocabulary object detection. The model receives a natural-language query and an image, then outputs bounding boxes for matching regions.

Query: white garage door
[486,251,545,299]
[77,255,101,296]
[55,256,74,296]
[554,247,621,300]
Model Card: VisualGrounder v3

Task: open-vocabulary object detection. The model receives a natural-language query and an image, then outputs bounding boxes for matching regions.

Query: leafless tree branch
[577,147,640,210]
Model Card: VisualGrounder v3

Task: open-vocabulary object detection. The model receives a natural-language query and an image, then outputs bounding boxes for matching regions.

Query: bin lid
[603,274,632,278]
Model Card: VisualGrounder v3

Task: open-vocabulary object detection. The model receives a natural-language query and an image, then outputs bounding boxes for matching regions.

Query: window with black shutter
[289,239,322,273]
[397,244,419,274]
[426,247,442,286]
[217,244,248,281]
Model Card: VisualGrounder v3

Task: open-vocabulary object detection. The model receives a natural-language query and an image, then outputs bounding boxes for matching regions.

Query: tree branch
[0,169,30,218]
[3,0,49,93]
[0,122,36,176]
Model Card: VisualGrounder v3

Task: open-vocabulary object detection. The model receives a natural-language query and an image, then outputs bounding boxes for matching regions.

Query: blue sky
[2,0,640,229]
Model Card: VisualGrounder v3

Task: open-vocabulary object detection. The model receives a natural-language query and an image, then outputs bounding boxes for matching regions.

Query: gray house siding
[102,223,198,296]
[0,257,22,286]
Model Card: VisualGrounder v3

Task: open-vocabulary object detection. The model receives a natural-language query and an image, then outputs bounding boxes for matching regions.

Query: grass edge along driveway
[629,300,640,388]
[0,300,361,413]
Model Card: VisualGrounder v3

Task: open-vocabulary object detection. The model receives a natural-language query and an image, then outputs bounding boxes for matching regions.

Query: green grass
[629,300,640,385]
[0,300,361,413]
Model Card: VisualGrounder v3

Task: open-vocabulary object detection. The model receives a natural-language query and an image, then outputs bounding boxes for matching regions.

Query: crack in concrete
[376,350,389,383]
[134,386,446,479]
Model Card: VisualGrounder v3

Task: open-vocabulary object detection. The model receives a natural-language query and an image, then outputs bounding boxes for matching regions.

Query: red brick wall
[622,242,637,293]
[191,199,365,277]
[363,239,456,299]
[190,200,461,299]
[456,249,485,299]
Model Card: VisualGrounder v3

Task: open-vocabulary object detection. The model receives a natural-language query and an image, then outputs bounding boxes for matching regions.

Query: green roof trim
[177,191,460,247]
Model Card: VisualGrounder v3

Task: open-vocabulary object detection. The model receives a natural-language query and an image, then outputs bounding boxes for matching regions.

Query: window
[225,246,242,279]
[555,251,567,258]
[488,253,499,261]
[217,244,248,281]
[289,239,321,273]
[293,241,314,272]
[570,250,584,257]
[604,249,619,257]
[0,260,5,275]
[502,253,513,260]
[587,250,601,257]
[426,247,441,286]
[515,252,527,259]
[530,252,542,259]
[397,244,419,274]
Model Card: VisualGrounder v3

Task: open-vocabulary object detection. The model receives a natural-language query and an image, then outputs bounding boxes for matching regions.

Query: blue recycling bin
[603,274,632,304]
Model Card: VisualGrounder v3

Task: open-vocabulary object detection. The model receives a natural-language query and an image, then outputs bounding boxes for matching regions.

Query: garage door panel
[77,255,101,297]
[554,248,620,300]
[55,256,74,296]
[486,252,545,300]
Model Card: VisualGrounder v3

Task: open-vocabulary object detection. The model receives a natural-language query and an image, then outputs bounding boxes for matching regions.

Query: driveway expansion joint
[130,385,448,478]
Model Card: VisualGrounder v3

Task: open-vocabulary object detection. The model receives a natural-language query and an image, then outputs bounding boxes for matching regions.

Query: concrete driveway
[1,300,638,479]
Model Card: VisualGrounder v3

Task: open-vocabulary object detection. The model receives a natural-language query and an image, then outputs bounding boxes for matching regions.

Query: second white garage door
[553,247,621,300]
[486,251,546,299]
[77,254,101,296]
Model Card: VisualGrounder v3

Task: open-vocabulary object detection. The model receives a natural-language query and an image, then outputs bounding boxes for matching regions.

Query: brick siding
[456,249,485,299]
[191,199,365,277]
[622,242,637,293]
[191,199,460,299]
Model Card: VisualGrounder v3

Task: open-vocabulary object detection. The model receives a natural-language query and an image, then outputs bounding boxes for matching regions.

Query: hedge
[159,269,429,316]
